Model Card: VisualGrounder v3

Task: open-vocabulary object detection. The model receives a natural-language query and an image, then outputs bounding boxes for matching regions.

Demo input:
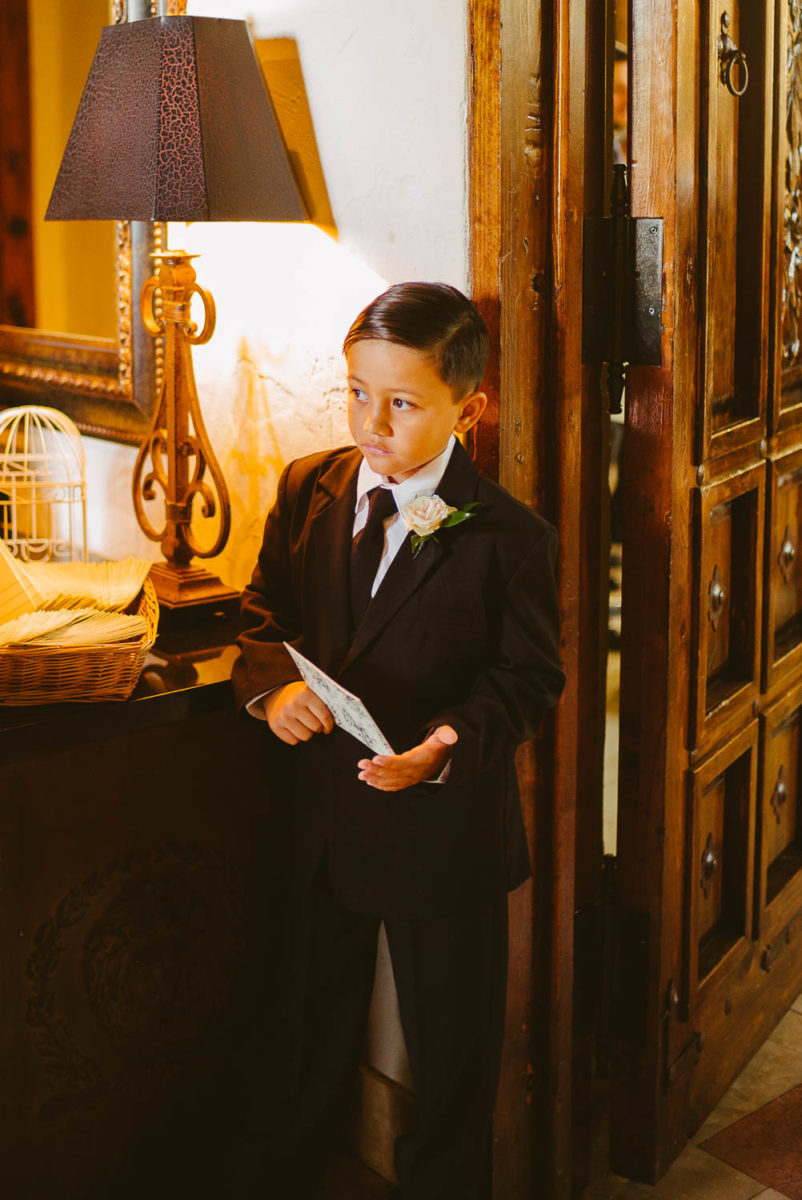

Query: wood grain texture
[0,0,34,329]
[497,1,564,1195]
[547,0,607,1195]
[570,0,609,1192]
[469,0,606,1196]
[476,2,551,1190]
[468,0,501,479]
[611,0,687,1179]
[612,0,802,1181]
[469,0,605,1195]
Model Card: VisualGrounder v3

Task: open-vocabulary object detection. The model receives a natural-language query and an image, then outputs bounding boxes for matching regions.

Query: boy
[232,283,565,1199]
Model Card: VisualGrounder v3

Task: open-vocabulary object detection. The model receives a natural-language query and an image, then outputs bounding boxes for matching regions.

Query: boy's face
[346,339,486,483]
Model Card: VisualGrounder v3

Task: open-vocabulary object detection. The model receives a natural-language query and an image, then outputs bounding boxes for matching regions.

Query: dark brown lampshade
[46,16,307,223]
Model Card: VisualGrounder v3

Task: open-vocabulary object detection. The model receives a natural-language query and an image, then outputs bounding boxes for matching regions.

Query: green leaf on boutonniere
[440,501,483,529]
[408,502,483,557]
[410,532,435,556]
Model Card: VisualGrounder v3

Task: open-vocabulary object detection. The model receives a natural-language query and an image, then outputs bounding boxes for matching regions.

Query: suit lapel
[306,449,361,673]
[340,440,481,674]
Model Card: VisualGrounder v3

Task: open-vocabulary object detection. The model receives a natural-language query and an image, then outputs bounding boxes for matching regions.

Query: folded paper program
[283,641,394,756]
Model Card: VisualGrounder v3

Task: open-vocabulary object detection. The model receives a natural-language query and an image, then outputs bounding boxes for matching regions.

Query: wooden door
[611,0,802,1180]
[469,0,608,1196]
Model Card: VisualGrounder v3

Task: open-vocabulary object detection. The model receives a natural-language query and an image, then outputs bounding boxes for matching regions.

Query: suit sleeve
[231,462,303,712]
[427,526,565,783]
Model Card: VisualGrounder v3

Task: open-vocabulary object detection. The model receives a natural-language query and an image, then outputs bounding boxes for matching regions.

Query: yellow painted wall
[29,0,116,339]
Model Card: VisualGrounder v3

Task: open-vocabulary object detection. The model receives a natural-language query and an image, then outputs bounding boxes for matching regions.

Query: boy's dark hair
[343,282,490,398]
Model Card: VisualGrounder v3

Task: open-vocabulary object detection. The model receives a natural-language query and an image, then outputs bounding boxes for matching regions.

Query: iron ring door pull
[718,12,749,97]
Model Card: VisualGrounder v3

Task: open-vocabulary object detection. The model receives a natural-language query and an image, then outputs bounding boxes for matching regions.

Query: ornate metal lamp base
[148,561,239,613]
[133,250,237,620]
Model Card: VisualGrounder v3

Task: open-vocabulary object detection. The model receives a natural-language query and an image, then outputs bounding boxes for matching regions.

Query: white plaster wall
[84,0,469,1090]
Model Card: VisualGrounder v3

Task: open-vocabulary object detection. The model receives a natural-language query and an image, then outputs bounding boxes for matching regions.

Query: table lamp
[46,14,306,611]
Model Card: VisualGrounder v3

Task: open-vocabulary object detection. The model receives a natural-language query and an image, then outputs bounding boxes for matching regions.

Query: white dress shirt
[353,435,456,595]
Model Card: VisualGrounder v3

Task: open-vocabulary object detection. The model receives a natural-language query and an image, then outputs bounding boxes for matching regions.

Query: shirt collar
[355,435,457,512]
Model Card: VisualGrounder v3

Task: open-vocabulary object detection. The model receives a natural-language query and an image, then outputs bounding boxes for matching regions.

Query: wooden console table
[0,616,279,1200]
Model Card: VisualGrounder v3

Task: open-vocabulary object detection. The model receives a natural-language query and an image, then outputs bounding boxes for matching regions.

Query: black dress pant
[256,856,509,1200]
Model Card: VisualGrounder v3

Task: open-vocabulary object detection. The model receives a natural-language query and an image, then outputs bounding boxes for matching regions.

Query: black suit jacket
[232,441,565,919]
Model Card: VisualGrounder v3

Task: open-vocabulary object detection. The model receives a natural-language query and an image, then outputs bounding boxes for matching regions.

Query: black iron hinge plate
[582,215,664,368]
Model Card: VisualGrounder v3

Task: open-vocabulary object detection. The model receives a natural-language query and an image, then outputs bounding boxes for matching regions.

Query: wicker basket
[0,579,159,705]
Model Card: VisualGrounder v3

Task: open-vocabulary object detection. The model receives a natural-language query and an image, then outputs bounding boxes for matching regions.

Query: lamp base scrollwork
[133,249,239,616]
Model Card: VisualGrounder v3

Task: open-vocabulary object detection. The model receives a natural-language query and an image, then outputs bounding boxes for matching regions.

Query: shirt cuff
[429,759,452,784]
[245,687,280,721]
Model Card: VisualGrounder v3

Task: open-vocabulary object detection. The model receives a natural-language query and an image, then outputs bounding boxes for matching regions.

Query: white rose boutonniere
[400,494,482,557]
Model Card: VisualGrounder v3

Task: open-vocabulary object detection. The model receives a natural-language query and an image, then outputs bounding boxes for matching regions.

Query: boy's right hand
[264,681,334,744]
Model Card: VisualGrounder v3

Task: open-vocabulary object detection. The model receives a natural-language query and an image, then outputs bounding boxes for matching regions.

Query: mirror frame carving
[0,0,163,445]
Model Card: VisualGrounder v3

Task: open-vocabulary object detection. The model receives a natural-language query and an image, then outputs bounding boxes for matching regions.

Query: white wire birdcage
[0,406,87,563]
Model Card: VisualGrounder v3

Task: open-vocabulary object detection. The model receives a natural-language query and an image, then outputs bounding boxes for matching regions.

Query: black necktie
[350,486,397,627]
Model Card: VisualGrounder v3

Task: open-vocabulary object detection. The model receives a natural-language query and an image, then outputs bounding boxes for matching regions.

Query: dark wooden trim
[571,0,610,1191]
[0,0,35,330]
[469,1,605,1196]
[467,0,500,481]
[611,0,698,1179]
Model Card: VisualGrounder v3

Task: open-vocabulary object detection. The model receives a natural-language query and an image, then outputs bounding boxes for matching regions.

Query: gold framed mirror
[0,0,161,444]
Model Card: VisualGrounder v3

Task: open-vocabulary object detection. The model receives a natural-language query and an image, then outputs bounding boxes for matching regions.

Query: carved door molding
[611,0,802,1180]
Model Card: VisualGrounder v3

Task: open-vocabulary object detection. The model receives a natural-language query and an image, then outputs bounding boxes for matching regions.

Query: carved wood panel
[0,701,274,1200]
[774,0,802,428]
[765,447,802,687]
[699,0,772,459]
[759,681,802,938]
[685,721,757,1011]
[613,0,802,1179]
[691,463,764,752]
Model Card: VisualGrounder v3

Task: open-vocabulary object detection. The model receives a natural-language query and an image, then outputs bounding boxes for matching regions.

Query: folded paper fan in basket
[24,557,152,612]
[0,543,158,704]
[0,608,147,648]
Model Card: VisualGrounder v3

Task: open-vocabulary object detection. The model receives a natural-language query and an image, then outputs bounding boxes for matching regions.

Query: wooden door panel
[691,463,764,753]
[765,447,802,687]
[700,0,772,460]
[685,722,757,1012]
[611,0,802,1181]
[772,0,802,431]
[759,681,802,934]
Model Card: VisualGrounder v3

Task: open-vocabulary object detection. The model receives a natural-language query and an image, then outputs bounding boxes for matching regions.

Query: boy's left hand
[357,725,458,792]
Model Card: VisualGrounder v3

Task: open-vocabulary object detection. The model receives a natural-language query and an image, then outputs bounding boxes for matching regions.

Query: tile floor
[583,996,802,1199]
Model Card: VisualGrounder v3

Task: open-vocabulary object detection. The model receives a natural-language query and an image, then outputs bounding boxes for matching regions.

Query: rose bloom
[401,495,456,537]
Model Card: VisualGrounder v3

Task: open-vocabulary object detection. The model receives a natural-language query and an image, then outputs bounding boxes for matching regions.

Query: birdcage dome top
[0,407,87,561]
[0,406,85,483]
